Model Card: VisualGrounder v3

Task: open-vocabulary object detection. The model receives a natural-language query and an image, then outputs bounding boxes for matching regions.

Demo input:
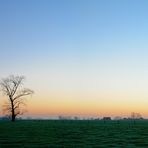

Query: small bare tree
[0,75,34,122]
[131,112,143,119]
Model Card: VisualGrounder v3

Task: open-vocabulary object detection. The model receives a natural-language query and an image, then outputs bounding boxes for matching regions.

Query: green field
[0,120,148,147]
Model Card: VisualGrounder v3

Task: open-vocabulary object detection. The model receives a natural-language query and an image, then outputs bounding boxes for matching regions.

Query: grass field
[0,120,148,147]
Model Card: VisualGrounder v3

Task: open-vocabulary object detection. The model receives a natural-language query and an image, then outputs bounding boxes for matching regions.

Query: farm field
[0,120,148,147]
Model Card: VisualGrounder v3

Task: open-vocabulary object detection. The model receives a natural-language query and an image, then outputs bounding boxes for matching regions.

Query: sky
[1,0,148,118]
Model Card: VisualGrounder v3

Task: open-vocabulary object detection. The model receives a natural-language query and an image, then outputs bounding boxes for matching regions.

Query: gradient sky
[1,0,148,118]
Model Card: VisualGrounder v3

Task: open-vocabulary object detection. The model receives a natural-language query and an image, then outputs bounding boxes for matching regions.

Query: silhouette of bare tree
[0,75,34,122]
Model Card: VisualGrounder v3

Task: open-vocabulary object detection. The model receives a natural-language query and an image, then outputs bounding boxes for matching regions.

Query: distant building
[103,117,111,120]
[74,116,79,120]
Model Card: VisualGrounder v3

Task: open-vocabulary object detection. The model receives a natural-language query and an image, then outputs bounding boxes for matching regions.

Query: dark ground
[0,120,148,147]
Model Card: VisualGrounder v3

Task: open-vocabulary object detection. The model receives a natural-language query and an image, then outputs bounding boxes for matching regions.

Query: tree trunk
[11,99,15,122]
[12,114,15,122]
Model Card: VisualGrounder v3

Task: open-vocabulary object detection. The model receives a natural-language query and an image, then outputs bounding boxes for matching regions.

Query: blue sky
[1,0,148,55]
[1,0,148,79]
[1,0,148,117]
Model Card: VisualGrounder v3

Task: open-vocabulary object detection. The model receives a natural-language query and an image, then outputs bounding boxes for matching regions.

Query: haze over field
[1,0,148,118]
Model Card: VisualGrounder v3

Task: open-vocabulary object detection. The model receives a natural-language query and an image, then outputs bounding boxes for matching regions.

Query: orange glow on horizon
[24,90,148,118]
[1,89,148,118]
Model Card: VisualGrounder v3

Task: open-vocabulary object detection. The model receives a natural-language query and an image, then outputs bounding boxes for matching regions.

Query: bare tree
[131,112,143,119]
[0,75,34,122]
